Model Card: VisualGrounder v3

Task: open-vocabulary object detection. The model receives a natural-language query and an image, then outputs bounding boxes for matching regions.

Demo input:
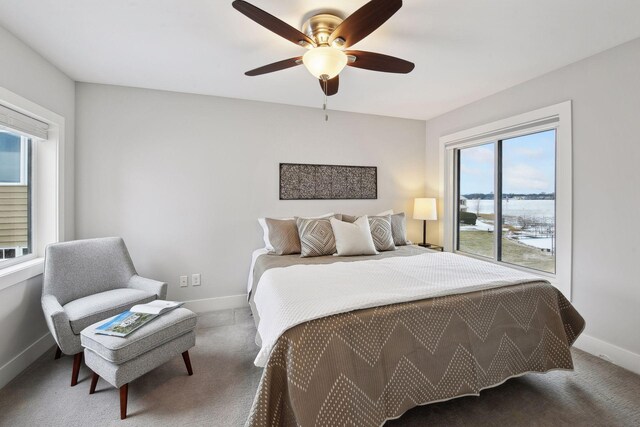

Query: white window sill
[0,258,44,292]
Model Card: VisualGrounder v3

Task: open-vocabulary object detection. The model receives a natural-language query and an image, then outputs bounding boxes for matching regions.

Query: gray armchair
[42,237,167,386]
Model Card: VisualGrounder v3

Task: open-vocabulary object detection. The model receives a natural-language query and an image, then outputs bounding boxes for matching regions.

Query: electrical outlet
[192,273,201,286]
[179,276,188,287]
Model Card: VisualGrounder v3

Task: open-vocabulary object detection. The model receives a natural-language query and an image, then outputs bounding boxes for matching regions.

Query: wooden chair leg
[54,346,62,360]
[182,351,193,376]
[120,384,128,420]
[71,352,83,387]
[89,372,99,394]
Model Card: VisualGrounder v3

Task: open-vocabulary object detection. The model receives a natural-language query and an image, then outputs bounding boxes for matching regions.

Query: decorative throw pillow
[341,214,358,223]
[264,218,301,255]
[296,216,338,257]
[390,212,409,246]
[258,212,336,250]
[330,216,378,256]
[367,215,396,252]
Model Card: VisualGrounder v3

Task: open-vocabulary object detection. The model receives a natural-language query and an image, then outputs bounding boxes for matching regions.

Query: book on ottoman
[96,301,183,337]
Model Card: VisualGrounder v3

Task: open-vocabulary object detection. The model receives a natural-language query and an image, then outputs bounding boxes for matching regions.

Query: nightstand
[418,243,444,252]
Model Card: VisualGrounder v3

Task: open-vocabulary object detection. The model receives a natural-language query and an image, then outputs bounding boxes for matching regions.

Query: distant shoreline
[461,193,555,201]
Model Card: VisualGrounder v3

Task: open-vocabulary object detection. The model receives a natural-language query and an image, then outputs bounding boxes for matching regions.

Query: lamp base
[417,243,444,252]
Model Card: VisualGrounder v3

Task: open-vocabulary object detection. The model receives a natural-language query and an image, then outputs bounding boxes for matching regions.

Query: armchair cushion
[64,288,156,334]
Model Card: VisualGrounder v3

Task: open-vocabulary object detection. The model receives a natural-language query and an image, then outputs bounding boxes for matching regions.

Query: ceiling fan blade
[329,0,402,48]
[232,0,315,48]
[346,50,414,73]
[245,57,302,76]
[319,76,339,96]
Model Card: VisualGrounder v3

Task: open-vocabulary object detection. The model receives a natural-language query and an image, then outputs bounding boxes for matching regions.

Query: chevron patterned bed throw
[247,252,585,426]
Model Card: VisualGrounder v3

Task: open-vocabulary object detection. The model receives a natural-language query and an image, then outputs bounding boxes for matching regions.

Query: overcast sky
[0,131,22,183]
[459,129,555,195]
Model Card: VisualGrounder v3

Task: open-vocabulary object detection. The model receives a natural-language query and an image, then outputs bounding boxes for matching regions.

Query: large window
[457,130,556,273]
[0,130,32,261]
[441,101,572,298]
[0,92,63,278]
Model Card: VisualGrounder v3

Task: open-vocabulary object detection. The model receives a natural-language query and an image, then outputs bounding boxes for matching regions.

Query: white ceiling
[1,0,639,120]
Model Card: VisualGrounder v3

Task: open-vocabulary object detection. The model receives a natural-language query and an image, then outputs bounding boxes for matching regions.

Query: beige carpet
[1,308,639,427]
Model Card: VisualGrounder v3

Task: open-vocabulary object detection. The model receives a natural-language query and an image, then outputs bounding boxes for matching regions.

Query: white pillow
[259,213,335,250]
[330,216,378,256]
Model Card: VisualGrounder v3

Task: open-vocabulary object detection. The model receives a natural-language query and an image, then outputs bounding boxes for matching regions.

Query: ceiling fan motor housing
[302,14,344,47]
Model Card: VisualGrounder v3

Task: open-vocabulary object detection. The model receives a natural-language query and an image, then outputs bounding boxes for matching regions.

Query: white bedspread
[253,252,545,367]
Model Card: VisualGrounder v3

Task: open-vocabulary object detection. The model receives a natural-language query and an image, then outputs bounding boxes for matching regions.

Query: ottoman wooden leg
[71,352,83,386]
[54,346,62,360]
[120,384,128,420]
[182,351,193,375]
[89,372,99,394]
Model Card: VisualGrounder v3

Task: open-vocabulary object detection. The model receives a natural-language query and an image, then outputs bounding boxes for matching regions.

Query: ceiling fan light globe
[302,47,348,80]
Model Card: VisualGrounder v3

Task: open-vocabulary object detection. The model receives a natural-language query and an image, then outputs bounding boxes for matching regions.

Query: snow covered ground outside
[460,218,554,251]
[461,199,556,251]
[460,219,494,232]
[515,237,554,250]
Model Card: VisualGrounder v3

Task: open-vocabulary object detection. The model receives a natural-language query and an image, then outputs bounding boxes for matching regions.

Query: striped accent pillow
[390,212,409,246]
[296,217,337,257]
[368,215,396,252]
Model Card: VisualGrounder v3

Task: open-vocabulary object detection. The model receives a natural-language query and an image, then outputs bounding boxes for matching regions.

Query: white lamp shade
[302,47,348,79]
[414,198,437,221]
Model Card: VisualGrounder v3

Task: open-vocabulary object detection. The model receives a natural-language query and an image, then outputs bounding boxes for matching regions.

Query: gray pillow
[341,214,358,223]
[390,212,409,246]
[296,216,338,257]
[368,215,396,252]
[264,218,301,255]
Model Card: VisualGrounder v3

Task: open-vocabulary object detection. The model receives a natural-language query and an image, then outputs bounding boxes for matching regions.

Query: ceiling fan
[232,0,415,97]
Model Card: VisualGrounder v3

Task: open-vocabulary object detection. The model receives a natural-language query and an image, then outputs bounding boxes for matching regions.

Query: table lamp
[413,198,437,247]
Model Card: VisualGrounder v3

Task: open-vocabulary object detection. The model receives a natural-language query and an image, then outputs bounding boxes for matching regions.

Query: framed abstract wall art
[279,163,377,200]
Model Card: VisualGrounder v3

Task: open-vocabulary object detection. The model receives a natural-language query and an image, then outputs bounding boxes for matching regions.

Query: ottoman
[80,308,197,419]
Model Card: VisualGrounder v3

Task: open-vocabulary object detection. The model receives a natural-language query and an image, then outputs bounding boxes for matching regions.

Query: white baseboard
[574,333,640,376]
[182,294,248,313]
[0,332,55,389]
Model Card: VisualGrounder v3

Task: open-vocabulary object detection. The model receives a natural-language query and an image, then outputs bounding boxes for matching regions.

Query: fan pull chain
[322,76,329,122]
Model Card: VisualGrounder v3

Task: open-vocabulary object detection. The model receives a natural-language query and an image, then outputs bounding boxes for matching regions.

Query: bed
[245,245,584,426]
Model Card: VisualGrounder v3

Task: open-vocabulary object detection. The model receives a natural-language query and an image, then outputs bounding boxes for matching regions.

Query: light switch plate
[179,276,188,287]
[192,273,201,286]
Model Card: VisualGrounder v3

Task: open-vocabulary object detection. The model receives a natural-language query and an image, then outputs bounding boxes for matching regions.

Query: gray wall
[75,83,426,301]
[0,25,75,375]
[424,38,640,356]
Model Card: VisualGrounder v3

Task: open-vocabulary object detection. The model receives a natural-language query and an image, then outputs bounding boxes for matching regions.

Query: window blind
[0,104,49,140]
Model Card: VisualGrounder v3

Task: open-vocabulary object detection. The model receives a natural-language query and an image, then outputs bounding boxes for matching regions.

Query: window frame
[440,101,572,299]
[0,86,65,287]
